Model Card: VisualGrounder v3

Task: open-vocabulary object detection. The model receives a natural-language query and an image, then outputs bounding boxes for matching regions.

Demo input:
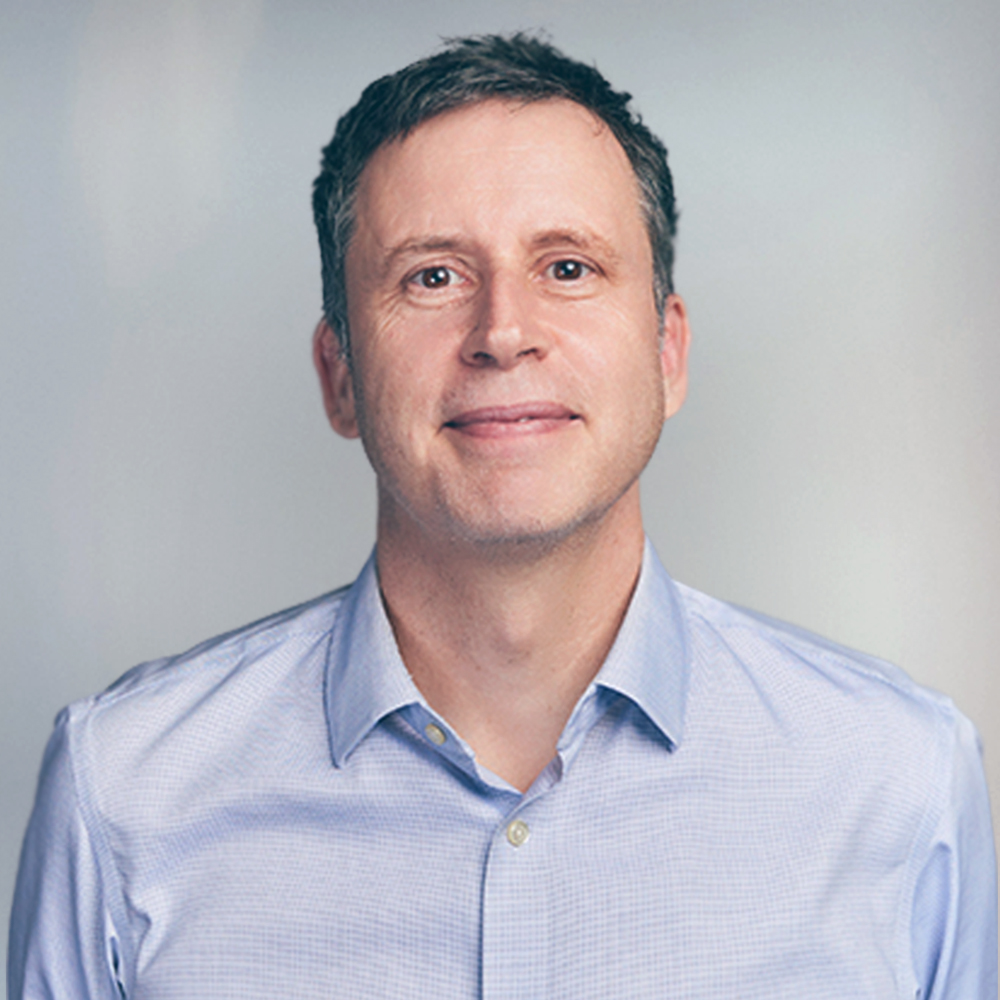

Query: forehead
[351,98,647,255]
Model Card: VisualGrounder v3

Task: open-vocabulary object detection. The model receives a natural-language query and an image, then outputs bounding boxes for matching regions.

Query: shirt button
[424,722,447,745]
[506,818,530,848]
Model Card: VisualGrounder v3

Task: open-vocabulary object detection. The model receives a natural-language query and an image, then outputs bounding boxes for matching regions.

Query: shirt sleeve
[7,708,127,1000]
[909,711,998,1000]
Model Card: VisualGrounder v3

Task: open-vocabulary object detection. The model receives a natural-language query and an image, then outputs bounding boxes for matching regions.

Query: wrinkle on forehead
[349,99,646,277]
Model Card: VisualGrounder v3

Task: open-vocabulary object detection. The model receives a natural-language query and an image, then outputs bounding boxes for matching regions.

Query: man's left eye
[548,260,591,281]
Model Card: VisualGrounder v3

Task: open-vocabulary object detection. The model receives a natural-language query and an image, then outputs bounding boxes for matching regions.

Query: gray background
[3,0,998,975]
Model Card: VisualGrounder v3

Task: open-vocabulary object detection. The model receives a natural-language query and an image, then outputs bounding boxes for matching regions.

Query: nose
[460,272,550,369]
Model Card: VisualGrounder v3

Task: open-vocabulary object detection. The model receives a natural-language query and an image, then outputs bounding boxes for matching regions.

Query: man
[9,33,996,999]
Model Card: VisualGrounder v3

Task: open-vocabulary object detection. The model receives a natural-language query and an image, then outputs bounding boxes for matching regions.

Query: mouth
[443,402,581,439]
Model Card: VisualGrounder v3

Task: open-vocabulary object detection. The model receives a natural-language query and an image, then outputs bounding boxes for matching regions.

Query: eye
[410,265,463,289]
[548,259,591,281]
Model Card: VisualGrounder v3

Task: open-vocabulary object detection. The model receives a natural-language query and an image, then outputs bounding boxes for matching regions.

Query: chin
[440,493,621,557]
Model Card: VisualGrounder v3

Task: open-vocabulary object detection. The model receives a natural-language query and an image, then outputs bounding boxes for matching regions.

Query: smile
[443,403,581,439]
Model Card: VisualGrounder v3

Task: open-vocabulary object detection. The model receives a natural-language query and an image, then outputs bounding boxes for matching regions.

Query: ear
[312,318,360,439]
[659,294,691,420]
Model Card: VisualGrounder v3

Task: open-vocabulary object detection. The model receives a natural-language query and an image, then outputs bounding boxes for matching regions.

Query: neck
[375,488,646,791]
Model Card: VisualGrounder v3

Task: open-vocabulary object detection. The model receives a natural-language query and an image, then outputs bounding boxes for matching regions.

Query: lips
[444,402,580,439]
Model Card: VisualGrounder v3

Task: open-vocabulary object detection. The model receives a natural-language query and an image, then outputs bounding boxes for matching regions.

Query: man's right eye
[411,266,460,289]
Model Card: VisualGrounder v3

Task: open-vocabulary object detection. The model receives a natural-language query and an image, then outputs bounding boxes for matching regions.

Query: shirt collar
[325,550,425,767]
[325,537,690,767]
[588,536,690,749]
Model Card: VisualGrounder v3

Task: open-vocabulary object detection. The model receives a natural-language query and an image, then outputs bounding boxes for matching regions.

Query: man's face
[318,98,689,551]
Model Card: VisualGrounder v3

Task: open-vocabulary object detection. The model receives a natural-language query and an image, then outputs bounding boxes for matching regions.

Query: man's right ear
[312,318,360,439]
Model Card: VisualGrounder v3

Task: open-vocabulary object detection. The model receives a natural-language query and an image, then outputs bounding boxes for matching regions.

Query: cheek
[559,311,663,412]
[617,355,666,431]
[352,342,451,462]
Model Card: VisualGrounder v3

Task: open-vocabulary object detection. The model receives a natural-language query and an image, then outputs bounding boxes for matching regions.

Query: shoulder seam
[92,587,350,711]
[678,583,954,720]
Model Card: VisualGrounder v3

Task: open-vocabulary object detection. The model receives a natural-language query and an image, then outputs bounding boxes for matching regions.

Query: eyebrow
[530,229,619,259]
[380,237,466,273]
[528,228,624,265]
[379,227,623,273]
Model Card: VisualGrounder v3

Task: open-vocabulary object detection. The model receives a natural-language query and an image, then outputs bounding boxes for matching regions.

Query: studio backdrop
[3,0,998,969]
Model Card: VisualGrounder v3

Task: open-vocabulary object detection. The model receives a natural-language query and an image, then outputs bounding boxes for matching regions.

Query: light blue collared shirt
[9,542,997,998]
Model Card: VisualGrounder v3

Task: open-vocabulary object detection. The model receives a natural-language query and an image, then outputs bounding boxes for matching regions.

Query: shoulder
[79,585,349,719]
[98,585,350,705]
[669,581,975,832]
[675,581,961,737]
[671,578,987,843]
[661,581,995,993]
[56,586,352,818]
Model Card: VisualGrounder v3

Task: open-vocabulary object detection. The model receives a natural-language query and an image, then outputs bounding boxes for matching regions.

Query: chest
[113,733,911,1000]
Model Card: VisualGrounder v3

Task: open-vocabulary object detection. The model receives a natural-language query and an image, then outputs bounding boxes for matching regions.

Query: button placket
[482,807,548,1000]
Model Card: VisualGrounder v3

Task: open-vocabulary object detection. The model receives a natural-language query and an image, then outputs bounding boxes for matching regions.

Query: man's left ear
[660,294,691,420]
[312,318,360,439]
